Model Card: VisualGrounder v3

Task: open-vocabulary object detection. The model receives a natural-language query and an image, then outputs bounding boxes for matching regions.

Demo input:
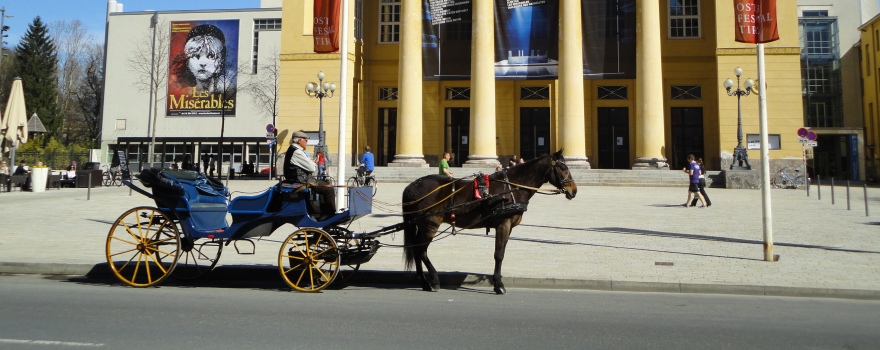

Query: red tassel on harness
[473,179,481,199]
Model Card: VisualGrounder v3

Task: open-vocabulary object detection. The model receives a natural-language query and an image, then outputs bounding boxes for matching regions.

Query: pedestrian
[682,154,706,207]
[508,155,518,168]
[689,158,712,207]
[315,149,326,178]
[439,152,453,177]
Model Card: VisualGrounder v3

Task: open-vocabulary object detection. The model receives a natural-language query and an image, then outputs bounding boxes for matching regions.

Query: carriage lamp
[305,71,336,157]
[723,67,754,170]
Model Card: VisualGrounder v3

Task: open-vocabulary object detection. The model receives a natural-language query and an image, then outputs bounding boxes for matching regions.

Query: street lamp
[304,71,336,156]
[723,67,755,170]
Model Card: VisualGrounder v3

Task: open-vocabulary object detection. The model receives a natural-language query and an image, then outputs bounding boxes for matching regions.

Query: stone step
[327,166,720,188]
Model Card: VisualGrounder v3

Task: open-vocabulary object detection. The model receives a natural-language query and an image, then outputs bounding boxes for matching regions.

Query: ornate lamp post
[304,71,336,156]
[723,67,755,170]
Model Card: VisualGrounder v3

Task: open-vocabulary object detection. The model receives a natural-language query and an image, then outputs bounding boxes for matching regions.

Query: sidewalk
[1,180,879,299]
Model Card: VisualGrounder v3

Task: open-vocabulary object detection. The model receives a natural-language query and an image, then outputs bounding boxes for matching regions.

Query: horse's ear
[553,149,564,159]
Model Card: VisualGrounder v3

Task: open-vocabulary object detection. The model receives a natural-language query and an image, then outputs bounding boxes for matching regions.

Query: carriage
[106,150,577,294]
[105,168,383,292]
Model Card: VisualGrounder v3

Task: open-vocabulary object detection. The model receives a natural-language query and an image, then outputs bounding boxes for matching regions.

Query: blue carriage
[105,168,378,292]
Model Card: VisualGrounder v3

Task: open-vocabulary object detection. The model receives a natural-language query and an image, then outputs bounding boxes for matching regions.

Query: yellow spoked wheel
[278,228,340,292]
[105,206,181,287]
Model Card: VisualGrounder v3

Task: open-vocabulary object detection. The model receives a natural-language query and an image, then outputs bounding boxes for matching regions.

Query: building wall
[101,8,282,164]
[860,15,880,180]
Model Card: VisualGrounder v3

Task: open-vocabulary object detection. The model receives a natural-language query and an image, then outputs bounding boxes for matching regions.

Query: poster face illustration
[422,0,636,80]
[167,19,239,116]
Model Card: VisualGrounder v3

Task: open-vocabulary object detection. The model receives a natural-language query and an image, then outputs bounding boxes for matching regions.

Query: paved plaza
[1,178,878,299]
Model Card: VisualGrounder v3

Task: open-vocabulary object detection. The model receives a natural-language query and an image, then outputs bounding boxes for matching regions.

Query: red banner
[313,0,341,53]
[733,0,779,44]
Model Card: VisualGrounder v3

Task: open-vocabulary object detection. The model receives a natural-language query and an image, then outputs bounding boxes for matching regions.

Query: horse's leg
[492,219,514,295]
[415,220,441,292]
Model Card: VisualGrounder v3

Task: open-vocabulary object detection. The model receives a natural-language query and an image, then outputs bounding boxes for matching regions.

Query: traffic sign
[266,124,275,133]
[806,141,818,147]
[807,131,818,141]
[798,138,809,144]
[266,132,276,139]
[797,127,808,138]
[798,139,818,147]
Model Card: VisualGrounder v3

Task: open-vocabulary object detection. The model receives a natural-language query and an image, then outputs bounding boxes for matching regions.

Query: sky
[1,0,261,46]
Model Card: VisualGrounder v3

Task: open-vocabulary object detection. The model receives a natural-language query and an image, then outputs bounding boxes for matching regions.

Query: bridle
[547,158,574,191]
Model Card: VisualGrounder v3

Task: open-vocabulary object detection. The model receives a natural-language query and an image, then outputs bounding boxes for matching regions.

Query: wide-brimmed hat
[292,130,309,140]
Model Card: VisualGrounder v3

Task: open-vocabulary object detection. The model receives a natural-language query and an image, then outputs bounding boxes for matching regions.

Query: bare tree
[50,19,93,145]
[72,43,103,147]
[127,16,169,168]
[240,47,281,177]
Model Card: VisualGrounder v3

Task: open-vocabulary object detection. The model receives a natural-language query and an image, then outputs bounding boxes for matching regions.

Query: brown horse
[402,149,577,294]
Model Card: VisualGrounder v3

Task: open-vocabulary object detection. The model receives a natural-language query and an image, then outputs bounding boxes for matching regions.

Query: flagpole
[335,0,349,210]
[757,42,774,261]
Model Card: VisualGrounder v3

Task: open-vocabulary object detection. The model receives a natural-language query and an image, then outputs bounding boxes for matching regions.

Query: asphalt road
[1,274,879,350]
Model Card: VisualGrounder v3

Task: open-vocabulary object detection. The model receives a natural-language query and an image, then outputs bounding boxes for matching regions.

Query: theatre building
[277,0,810,176]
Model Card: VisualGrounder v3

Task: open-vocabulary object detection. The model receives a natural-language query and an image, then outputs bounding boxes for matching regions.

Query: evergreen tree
[14,16,60,141]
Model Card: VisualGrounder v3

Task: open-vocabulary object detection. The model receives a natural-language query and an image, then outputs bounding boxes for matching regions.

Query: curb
[3,262,879,300]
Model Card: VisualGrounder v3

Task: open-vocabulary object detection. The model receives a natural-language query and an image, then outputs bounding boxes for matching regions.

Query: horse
[401,149,577,294]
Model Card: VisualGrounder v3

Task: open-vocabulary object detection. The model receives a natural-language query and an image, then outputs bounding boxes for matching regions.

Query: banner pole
[335,0,350,211]
[757,43,775,262]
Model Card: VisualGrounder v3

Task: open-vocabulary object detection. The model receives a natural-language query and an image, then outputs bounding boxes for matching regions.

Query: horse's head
[547,149,577,200]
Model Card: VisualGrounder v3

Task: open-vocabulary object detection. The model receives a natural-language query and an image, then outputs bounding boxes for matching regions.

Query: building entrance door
[445,108,469,166]
[377,108,397,166]
[520,107,551,161]
[670,107,704,169]
[597,107,630,169]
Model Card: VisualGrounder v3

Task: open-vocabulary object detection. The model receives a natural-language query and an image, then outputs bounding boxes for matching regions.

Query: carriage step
[233,239,256,255]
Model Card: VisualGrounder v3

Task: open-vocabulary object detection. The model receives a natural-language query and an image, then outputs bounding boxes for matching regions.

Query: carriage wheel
[171,238,223,280]
[278,228,339,292]
[105,207,181,287]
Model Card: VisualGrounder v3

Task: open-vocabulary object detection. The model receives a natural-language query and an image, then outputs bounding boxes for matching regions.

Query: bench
[9,175,27,191]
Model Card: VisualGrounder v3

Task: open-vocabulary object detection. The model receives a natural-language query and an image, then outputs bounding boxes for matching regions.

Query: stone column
[391,0,427,167]
[633,0,668,169]
[464,0,499,167]
[559,0,590,168]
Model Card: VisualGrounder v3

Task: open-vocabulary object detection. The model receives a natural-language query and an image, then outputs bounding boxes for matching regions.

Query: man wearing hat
[284,130,336,217]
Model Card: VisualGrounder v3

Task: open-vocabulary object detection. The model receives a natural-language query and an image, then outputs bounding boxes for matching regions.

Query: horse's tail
[403,218,417,270]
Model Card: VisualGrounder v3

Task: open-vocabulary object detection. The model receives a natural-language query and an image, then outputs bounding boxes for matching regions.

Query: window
[378,87,398,101]
[520,86,549,100]
[802,10,828,17]
[379,0,400,43]
[671,85,702,100]
[598,86,627,100]
[355,0,364,41]
[445,87,470,100]
[669,0,700,38]
[252,19,281,74]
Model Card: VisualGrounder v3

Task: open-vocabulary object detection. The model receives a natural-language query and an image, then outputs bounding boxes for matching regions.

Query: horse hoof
[493,285,506,295]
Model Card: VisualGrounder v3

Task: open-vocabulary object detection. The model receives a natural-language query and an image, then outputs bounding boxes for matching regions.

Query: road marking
[0,338,104,347]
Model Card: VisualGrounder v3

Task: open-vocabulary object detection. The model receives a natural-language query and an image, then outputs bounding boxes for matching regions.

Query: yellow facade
[860,15,880,180]
[278,0,805,169]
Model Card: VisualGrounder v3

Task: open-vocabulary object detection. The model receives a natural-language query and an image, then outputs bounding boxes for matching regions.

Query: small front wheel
[102,172,112,187]
[278,228,340,292]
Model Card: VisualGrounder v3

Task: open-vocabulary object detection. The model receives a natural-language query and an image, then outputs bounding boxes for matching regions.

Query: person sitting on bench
[283,130,336,217]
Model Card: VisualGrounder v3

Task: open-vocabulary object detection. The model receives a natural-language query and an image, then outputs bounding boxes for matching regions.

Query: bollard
[817,175,821,200]
[846,181,851,210]
[831,177,835,205]
[806,177,811,196]
[87,172,91,201]
[865,184,870,217]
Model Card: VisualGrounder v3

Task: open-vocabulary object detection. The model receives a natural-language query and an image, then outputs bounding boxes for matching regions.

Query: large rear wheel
[278,228,339,292]
[105,207,180,287]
